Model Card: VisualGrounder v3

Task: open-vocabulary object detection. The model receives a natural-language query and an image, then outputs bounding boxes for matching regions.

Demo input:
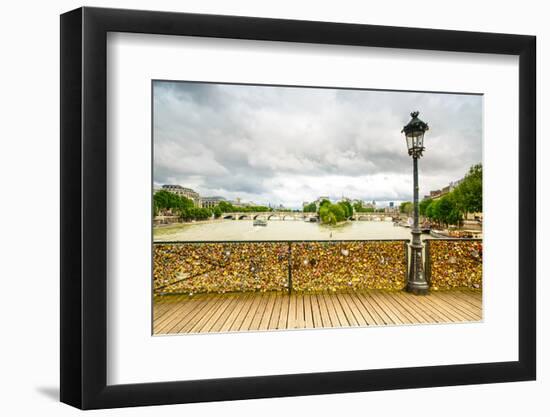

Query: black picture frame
[60,6,536,410]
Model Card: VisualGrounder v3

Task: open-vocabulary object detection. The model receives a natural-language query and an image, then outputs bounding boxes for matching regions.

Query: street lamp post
[402,111,430,295]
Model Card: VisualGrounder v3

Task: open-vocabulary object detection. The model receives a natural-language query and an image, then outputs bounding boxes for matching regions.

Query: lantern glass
[406,135,413,151]
[414,131,424,149]
[402,111,428,155]
[406,131,425,151]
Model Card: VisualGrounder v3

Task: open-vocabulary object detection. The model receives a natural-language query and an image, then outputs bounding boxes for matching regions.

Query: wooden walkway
[153,290,482,335]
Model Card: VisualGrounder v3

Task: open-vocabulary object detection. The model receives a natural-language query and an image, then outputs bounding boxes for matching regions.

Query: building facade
[200,196,225,208]
[161,184,200,206]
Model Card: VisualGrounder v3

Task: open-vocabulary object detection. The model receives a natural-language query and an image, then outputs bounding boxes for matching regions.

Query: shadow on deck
[153,289,482,334]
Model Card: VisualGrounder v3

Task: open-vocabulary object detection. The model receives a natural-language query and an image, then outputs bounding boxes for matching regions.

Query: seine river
[153,219,427,242]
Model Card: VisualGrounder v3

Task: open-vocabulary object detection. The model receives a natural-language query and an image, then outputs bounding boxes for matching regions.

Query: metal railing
[153,240,409,295]
[153,238,483,295]
[425,238,482,289]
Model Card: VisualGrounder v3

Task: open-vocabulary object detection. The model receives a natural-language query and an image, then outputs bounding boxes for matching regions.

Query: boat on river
[253,219,268,226]
[430,229,481,239]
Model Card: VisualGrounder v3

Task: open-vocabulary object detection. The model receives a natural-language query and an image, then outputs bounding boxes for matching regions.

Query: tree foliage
[338,201,353,219]
[421,164,482,226]
[400,201,413,215]
[153,190,194,212]
[454,163,482,214]
[318,200,351,224]
[419,198,432,216]
[212,206,222,218]
[353,202,375,213]
[217,201,271,213]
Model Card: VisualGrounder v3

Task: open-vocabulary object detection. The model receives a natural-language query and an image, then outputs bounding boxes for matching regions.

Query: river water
[153,219,427,242]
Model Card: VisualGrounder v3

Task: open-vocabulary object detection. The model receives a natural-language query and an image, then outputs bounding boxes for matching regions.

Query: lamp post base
[406,281,430,295]
[407,233,430,295]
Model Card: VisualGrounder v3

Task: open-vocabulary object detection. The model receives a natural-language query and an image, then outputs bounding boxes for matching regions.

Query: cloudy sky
[153,81,482,209]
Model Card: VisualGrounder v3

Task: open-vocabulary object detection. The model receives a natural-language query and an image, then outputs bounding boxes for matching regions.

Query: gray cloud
[153,81,482,208]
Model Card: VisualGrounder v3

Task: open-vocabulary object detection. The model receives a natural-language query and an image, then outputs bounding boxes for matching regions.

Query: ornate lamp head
[402,111,429,158]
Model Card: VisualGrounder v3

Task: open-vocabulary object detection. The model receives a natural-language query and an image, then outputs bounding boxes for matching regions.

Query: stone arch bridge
[222,212,318,221]
[221,212,395,222]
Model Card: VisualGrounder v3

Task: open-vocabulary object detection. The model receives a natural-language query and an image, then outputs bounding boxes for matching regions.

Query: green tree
[428,199,442,224]
[419,198,432,217]
[154,190,194,212]
[318,201,347,224]
[319,199,331,210]
[330,203,346,222]
[455,164,482,214]
[212,206,222,218]
[217,201,235,213]
[437,195,454,225]
[337,201,353,219]
[400,201,413,215]
[303,202,317,213]
[319,206,337,225]
[431,194,462,226]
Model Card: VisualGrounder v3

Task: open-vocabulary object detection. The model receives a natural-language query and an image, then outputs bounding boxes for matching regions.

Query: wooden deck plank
[330,292,351,327]
[295,293,305,329]
[259,292,277,331]
[154,295,199,331]
[403,293,441,324]
[187,295,229,333]
[367,292,401,324]
[287,291,297,329]
[231,292,258,331]
[166,295,220,334]
[269,293,283,330]
[303,294,315,329]
[435,292,481,321]
[353,292,387,325]
[171,295,220,333]
[440,292,483,315]
[221,293,251,332]
[380,292,427,324]
[153,290,483,334]
[153,295,186,320]
[322,292,342,327]
[459,289,482,301]
[399,292,450,323]
[209,294,244,333]
[423,294,465,322]
[449,291,483,309]
[239,292,264,331]
[205,295,236,333]
[250,293,269,331]
[316,293,332,327]
[427,294,473,322]
[335,293,360,326]
[310,293,323,328]
[385,291,418,324]
[155,295,210,334]
[347,292,378,325]
[277,294,290,329]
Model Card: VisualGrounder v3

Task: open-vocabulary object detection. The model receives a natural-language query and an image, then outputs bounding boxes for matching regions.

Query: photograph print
[152,80,483,335]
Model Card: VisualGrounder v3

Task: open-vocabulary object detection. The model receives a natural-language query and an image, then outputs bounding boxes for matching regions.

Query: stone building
[161,184,200,206]
[200,196,225,208]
